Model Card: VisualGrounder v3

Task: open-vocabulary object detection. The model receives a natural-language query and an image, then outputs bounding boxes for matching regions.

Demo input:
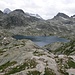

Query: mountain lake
[12,35,69,47]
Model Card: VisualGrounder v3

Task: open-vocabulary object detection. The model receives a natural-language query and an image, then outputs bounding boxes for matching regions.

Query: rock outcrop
[0,35,75,75]
[0,35,61,75]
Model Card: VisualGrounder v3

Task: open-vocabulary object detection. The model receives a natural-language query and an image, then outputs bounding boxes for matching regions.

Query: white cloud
[0,0,75,19]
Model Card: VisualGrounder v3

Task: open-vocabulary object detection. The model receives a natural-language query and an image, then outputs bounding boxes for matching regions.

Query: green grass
[27,71,41,75]
[59,69,69,75]
[54,40,75,55]
[0,61,17,71]
[67,60,75,68]
[44,68,56,75]
[5,59,37,75]
[33,51,45,56]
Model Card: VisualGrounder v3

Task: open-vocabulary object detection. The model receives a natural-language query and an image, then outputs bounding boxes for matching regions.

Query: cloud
[0,0,75,19]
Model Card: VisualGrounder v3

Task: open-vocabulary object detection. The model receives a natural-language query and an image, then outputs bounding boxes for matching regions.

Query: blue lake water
[12,35,69,47]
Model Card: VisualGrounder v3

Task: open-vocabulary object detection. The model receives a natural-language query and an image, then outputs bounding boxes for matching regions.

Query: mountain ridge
[0,8,75,38]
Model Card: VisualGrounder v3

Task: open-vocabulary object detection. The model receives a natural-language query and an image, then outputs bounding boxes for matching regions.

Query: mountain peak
[0,10,3,14]
[13,9,25,13]
[3,8,11,14]
[54,12,69,19]
[71,15,75,18]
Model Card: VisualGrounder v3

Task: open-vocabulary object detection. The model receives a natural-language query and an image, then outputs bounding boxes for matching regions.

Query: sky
[0,0,75,19]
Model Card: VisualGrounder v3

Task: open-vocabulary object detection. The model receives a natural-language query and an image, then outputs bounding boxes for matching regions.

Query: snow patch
[60,16,68,20]
[3,8,11,14]
[29,13,42,19]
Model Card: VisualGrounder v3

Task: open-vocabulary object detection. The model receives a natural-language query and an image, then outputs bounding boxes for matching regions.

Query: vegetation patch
[27,70,41,75]
[67,59,75,68]
[54,40,75,55]
[33,50,45,56]
[4,54,9,57]
[59,69,69,75]
[44,67,56,75]
[0,61,17,71]
[5,59,37,75]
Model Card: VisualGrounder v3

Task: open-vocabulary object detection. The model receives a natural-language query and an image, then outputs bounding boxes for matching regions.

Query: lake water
[12,35,69,47]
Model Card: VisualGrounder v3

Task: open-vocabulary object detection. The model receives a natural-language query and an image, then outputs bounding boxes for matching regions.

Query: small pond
[12,35,69,47]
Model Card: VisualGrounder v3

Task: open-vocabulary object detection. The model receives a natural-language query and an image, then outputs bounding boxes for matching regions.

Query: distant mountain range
[0,8,43,28]
[0,8,75,38]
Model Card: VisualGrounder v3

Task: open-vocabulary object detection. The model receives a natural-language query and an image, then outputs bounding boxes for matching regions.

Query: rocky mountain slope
[0,32,75,75]
[0,8,75,75]
[0,9,42,29]
[43,40,75,55]
[0,33,72,75]
[0,9,75,38]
